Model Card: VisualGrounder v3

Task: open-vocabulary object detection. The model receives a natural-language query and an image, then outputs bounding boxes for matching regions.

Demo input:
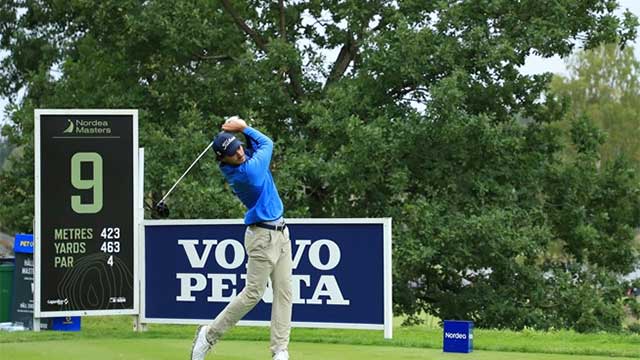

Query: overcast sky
[1,1,639,128]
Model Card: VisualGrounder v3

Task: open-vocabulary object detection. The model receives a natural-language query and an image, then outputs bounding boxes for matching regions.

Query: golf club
[155,141,213,217]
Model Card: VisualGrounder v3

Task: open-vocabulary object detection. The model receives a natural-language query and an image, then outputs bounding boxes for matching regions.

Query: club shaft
[158,142,213,204]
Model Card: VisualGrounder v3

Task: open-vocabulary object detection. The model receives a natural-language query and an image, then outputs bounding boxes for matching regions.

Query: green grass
[1,339,639,360]
[1,316,639,359]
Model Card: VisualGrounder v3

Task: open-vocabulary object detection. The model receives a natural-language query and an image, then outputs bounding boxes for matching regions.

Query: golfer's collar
[220,154,251,169]
[220,162,238,169]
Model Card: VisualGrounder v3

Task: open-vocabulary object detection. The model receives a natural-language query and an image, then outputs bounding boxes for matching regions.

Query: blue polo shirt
[219,127,284,225]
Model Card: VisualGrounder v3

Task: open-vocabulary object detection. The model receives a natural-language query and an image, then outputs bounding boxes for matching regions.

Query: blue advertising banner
[142,219,392,338]
[443,320,474,353]
[14,234,34,254]
[12,234,34,328]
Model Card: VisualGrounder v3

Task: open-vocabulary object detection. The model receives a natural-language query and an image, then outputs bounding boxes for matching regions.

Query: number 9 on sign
[70,152,103,214]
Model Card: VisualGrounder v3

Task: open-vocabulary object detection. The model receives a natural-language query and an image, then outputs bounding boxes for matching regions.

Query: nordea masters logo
[63,118,112,135]
[444,332,468,340]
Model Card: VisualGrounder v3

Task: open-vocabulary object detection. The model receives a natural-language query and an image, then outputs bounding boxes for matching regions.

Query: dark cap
[212,131,242,158]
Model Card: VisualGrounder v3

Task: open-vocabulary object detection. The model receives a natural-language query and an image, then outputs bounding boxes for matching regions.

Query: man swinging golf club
[191,116,292,360]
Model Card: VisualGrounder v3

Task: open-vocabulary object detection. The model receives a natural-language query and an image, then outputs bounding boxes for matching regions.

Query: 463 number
[100,227,121,266]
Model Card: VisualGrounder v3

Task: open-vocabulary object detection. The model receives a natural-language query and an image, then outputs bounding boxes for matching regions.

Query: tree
[1,0,638,331]
[0,135,13,171]
[551,43,640,170]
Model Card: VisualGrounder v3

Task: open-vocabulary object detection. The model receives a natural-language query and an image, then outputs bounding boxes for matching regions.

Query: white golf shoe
[190,325,214,360]
[273,350,289,360]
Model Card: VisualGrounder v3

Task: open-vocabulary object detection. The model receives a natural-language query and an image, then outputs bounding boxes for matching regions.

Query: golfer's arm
[243,127,273,181]
[243,132,256,152]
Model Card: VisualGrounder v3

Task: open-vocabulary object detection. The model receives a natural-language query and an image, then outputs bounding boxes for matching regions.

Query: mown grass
[0,316,638,358]
[2,338,639,360]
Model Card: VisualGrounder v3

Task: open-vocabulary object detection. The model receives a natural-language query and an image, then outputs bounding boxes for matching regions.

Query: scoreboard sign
[34,109,138,317]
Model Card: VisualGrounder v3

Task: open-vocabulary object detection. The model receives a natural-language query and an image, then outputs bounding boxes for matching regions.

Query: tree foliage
[0,135,13,170]
[0,0,639,331]
[551,43,640,170]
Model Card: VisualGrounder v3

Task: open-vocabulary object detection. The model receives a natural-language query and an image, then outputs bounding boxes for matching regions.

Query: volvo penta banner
[142,218,392,338]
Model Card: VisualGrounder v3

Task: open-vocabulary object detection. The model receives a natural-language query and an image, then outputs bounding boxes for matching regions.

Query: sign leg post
[133,315,147,332]
[134,147,147,332]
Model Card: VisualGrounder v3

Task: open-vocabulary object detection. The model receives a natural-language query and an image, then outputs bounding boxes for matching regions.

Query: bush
[627,322,640,334]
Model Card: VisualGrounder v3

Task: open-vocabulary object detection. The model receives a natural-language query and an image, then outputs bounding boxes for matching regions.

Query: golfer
[191,116,292,360]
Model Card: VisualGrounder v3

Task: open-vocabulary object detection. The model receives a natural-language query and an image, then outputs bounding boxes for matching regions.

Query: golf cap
[213,131,242,158]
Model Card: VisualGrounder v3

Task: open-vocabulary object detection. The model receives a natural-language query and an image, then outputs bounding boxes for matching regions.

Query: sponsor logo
[63,118,112,135]
[222,136,236,150]
[444,332,468,340]
[63,119,74,133]
[47,298,69,305]
[19,240,33,248]
[176,238,351,306]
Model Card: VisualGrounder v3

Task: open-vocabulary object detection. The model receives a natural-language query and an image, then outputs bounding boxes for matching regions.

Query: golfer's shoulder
[223,162,250,181]
[220,163,243,178]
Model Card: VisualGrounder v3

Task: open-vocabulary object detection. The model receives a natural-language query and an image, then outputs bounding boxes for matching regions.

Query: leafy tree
[0,135,14,170]
[1,0,639,331]
[551,43,640,170]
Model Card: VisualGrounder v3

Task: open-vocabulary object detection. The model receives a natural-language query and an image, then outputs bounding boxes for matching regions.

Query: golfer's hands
[222,116,247,132]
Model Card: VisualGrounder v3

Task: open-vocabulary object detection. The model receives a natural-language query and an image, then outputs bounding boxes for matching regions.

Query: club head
[155,201,170,218]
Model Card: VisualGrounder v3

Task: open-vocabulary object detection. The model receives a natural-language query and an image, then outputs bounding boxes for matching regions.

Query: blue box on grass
[50,316,81,331]
[443,320,473,353]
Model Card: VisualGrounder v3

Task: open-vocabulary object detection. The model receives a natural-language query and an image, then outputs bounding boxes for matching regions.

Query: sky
[1,1,640,128]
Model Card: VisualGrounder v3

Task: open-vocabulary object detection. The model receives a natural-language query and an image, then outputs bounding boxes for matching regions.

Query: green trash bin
[0,262,15,322]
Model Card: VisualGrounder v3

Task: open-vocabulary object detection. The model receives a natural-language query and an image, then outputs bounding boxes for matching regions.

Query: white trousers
[207,225,293,354]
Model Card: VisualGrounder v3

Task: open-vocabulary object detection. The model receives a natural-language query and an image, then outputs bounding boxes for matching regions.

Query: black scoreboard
[35,110,138,317]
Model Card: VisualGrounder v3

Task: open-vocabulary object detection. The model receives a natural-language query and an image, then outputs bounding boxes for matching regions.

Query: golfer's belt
[252,218,286,231]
